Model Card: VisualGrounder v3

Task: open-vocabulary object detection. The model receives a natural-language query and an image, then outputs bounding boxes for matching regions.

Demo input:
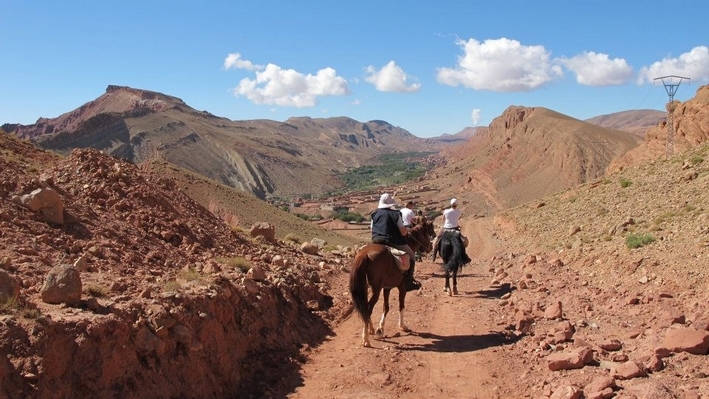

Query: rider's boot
[430,236,440,261]
[405,260,421,291]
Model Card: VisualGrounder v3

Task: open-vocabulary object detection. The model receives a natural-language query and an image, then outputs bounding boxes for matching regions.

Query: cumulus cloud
[561,51,634,86]
[637,46,709,84]
[470,108,481,126]
[436,38,563,92]
[232,63,350,108]
[223,53,263,71]
[365,61,421,92]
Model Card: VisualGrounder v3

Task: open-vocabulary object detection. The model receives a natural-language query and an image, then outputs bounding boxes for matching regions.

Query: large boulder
[249,222,276,243]
[40,264,82,305]
[0,269,20,302]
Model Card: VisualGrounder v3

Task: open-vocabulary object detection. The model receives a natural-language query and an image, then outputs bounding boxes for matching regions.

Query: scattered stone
[40,264,82,305]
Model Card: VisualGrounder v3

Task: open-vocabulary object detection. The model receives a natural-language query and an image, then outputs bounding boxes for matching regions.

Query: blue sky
[1,1,708,138]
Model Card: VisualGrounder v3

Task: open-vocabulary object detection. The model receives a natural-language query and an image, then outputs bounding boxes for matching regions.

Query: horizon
[1,1,707,138]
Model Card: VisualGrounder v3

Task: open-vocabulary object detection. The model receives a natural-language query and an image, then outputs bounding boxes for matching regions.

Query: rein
[407,225,429,250]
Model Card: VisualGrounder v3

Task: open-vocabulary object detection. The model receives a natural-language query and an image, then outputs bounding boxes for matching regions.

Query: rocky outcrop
[609,84,709,172]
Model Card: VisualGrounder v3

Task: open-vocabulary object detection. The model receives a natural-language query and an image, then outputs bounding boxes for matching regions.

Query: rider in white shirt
[431,198,470,263]
[400,201,415,227]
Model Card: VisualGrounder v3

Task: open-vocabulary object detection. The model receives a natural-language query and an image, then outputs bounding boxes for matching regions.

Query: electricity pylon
[654,75,690,158]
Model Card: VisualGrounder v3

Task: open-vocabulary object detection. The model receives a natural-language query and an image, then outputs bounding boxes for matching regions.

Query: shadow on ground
[400,330,522,353]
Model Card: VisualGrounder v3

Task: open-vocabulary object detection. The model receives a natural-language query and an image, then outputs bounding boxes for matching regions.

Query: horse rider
[431,198,471,264]
[412,209,426,227]
[370,193,422,291]
[400,200,415,227]
[411,209,427,261]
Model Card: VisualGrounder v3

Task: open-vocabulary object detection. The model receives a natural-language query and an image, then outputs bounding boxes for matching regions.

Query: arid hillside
[610,84,709,173]
[585,109,665,137]
[0,131,359,398]
[5,85,450,199]
[427,106,642,213]
[277,89,709,399]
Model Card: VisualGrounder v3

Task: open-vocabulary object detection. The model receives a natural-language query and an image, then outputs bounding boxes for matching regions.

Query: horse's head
[424,220,436,239]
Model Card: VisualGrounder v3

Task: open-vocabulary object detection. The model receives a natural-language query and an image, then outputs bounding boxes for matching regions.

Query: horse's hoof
[452,287,459,295]
[447,290,452,297]
[444,287,449,293]
[375,328,384,337]
[401,326,411,333]
[363,341,371,348]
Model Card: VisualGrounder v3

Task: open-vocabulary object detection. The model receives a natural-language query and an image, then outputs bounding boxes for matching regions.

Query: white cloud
[561,51,634,86]
[223,53,263,71]
[470,108,481,126]
[436,38,563,92]
[233,64,350,108]
[364,61,421,93]
[637,46,709,84]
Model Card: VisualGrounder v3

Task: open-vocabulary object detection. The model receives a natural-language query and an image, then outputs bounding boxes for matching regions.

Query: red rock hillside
[0,132,351,398]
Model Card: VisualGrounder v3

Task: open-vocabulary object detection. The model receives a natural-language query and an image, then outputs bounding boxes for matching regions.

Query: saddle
[387,247,410,272]
[443,228,469,247]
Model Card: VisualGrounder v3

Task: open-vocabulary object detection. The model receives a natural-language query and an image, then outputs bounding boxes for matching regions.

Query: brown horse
[349,223,433,347]
[349,244,405,347]
[407,220,434,255]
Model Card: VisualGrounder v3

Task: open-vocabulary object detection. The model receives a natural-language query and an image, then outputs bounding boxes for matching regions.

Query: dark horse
[439,230,469,296]
[349,222,433,347]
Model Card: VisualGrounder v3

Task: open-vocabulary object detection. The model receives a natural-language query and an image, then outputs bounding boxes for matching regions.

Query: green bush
[690,155,704,165]
[221,256,252,273]
[338,151,433,191]
[619,178,632,188]
[331,209,364,223]
[284,233,301,243]
[625,233,656,249]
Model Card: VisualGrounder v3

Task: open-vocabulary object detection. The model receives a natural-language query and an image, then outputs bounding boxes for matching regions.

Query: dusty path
[282,218,524,399]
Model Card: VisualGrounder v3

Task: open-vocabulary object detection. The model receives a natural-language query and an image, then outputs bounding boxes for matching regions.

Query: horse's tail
[442,232,465,273]
[349,252,370,323]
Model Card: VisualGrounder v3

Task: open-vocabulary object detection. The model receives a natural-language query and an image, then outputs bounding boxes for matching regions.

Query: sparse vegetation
[220,256,252,273]
[178,267,208,285]
[0,297,41,319]
[162,279,181,293]
[689,155,704,165]
[619,178,632,188]
[330,209,364,223]
[338,151,433,191]
[284,233,301,244]
[625,232,656,249]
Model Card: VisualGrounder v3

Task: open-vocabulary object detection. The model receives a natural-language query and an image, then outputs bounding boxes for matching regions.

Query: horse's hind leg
[375,289,391,337]
[444,271,451,295]
[452,269,458,295]
[397,288,410,332]
[362,322,371,347]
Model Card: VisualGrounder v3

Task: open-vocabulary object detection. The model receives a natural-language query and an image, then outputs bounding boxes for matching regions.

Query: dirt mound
[0,133,354,398]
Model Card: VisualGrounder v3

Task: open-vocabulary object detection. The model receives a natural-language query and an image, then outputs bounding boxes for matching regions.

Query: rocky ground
[2,129,709,399]
[0,134,354,398]
[275,143,709,399]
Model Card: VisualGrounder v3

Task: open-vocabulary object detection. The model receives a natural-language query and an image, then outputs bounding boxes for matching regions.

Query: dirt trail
[283,217,523,399]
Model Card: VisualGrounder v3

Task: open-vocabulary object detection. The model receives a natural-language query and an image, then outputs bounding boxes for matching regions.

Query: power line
[654,75,690,158]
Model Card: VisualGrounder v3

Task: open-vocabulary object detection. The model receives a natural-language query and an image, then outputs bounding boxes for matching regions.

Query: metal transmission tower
[654,75,690,158]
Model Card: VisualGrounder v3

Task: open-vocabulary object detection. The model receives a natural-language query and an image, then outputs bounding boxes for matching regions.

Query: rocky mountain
[585,109,665,137]
[609,84,709,173]
[428,106,642,212]
[5,85,449,199]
